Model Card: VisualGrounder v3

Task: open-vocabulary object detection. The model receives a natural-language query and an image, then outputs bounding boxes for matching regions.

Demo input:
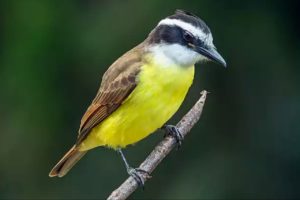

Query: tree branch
[107,90,208,200]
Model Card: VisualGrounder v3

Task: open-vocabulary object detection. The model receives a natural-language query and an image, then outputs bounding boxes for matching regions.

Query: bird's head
[147,10,226,67]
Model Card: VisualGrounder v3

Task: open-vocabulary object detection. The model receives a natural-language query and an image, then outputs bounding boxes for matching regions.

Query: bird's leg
[117,149,151,188]
[162,125,184,148]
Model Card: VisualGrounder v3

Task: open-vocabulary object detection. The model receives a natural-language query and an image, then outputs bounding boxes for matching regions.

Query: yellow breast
[79,61,194,151]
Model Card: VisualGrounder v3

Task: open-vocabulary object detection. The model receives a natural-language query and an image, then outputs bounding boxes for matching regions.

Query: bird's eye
[183,31,193,42]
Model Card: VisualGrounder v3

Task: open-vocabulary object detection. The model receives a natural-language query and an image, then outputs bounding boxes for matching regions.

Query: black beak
[196,46,227,67]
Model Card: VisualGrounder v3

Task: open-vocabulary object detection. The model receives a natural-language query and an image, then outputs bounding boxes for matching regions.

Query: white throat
[148,44,205,67]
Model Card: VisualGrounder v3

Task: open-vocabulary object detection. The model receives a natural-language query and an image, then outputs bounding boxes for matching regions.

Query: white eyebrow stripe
[158,18,214,46]
[158,18,206,39]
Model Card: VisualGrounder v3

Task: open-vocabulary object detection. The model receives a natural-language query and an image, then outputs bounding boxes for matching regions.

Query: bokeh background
[1,0,300,199]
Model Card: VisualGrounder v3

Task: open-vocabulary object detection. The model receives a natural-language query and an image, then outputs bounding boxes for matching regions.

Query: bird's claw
[163,125,184,149]
[127,167,151,188]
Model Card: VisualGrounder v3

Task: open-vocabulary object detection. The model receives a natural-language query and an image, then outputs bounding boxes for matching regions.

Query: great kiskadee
[49,10,226,184]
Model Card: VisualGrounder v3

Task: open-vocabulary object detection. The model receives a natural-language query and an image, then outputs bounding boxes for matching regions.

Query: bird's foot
[127,167,151,188]
[163,125,184,149]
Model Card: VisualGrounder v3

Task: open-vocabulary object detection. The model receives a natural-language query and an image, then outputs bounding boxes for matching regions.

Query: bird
[49,9,226,185]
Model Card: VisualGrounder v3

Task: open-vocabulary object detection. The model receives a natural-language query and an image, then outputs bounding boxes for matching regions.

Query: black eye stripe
[149,24,209,48]
[183,31,194,42]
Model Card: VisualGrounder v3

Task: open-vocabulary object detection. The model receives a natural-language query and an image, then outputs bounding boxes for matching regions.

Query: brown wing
[76,45,144,145]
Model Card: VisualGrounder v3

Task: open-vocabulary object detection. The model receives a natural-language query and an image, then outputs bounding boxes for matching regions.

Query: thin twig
[107,90,208,200]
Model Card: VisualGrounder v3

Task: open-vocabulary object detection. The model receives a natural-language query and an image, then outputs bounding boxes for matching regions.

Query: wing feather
[76,46,143,145]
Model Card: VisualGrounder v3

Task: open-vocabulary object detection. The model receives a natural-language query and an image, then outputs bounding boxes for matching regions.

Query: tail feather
[49,145,87,177]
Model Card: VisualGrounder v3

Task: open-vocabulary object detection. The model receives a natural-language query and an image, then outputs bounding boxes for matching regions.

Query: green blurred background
[1,0,300,199]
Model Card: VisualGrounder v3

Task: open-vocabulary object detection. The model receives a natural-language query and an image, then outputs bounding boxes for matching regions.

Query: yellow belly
[79,63,194,151]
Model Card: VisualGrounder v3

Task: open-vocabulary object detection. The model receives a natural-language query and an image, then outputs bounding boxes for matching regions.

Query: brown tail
[49,145,87,177]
